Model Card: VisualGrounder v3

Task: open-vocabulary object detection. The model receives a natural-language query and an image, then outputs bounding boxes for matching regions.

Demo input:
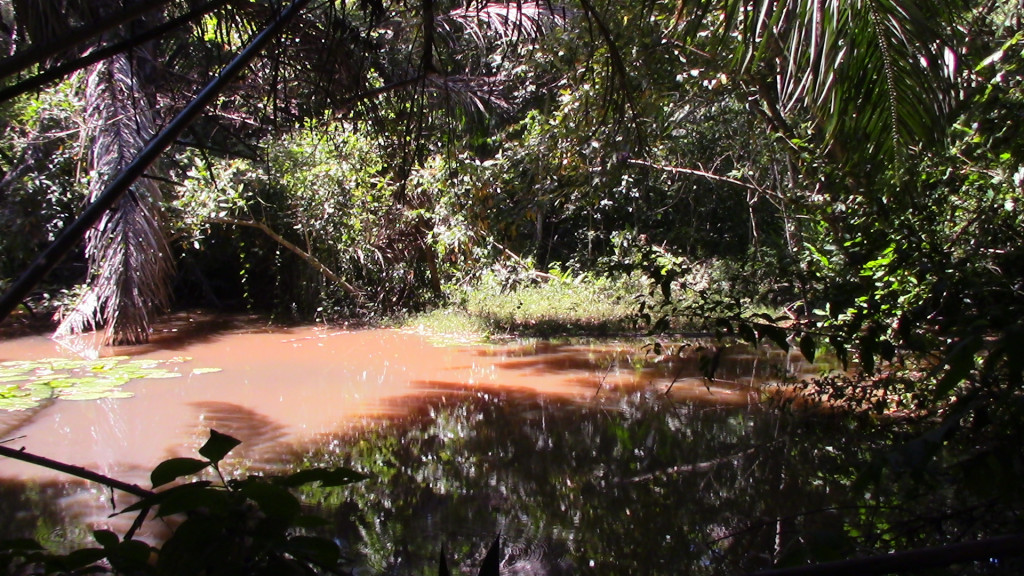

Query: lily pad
[0,356,221,411]
[139,372,183,380]
[191,367,223,375]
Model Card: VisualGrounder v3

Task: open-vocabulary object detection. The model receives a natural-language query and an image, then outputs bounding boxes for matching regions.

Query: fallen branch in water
[622,447,758,483]
[747,533,1024,576]
[0,443,154,499]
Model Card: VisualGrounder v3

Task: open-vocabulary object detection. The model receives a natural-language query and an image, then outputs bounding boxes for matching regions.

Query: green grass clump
[459,270,642,337]
[404,270,643,340]
[401,309,492,345]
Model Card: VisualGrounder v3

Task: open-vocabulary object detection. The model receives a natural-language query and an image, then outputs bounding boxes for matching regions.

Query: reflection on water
[296,389,861,575]
[0,313,836,570]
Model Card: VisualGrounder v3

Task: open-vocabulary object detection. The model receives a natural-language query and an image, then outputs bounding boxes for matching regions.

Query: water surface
[0,313,834,573]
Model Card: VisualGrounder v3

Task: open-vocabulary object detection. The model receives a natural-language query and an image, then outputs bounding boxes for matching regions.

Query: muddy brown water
[0,312,832,573]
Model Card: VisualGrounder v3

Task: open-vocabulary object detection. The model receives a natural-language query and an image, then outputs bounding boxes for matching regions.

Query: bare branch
[625,157,767,193]
[208,217,363,300]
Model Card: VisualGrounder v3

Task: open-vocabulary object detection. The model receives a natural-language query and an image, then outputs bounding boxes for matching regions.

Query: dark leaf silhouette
[479,535,501,576]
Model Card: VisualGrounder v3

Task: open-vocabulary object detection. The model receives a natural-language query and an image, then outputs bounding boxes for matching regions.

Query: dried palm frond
[55,48,173,346]
[11,0,76,45]
[427,73,512,114]
[440,1,569,46]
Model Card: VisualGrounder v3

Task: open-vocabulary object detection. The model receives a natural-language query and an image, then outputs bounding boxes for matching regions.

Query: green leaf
[479,535,501,576]
[714,318,733,333]
[0,538,45,552]
[284,535,340,566]
[151,483,224,518]
[799,334,816,364]
[118,477,212,512]
[139,372,182,380]
[93,530,119,548]
[280,467,370,488]
[198,429,241,464]
[878,339,895,363]
[859,347,875,375]
[933,335,983,399]
[440,546,451,576]
[698,348,721,380]
[829,336,849,370]
[108,540,152,570]
[151,458,210,489]
[56,547,107,570]
[236,480,300,521]
[755,323,790,352]
[191,367,222,375]
[738,322,758,344]
[858,329,878,374]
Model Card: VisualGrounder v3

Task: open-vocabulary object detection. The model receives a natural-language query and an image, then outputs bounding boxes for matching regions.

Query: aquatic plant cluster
[0,357,220,411]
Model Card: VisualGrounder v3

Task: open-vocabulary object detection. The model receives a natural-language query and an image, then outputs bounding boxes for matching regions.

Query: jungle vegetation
[0,0,1022,572]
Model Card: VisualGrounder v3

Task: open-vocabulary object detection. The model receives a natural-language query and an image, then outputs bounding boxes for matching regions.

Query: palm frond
[55,49,173,346]
[428,73,513,114]
[677,0,962,166]
[439,1,569,46]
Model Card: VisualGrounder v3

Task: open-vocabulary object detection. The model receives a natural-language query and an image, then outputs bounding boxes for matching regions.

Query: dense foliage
[0,0,1022,571]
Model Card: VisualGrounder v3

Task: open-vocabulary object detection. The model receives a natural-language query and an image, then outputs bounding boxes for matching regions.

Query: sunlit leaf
[190,367,222,375]
[139,371,182,379]
[0,356,221,411]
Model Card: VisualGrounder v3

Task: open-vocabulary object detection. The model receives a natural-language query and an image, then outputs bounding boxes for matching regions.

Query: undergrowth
[409,268,645,338]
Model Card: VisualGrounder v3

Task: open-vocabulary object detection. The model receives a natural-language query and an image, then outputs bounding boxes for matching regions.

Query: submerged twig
[593,356,616,398]
[622,447,758,483]
[746,533,1024,576]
